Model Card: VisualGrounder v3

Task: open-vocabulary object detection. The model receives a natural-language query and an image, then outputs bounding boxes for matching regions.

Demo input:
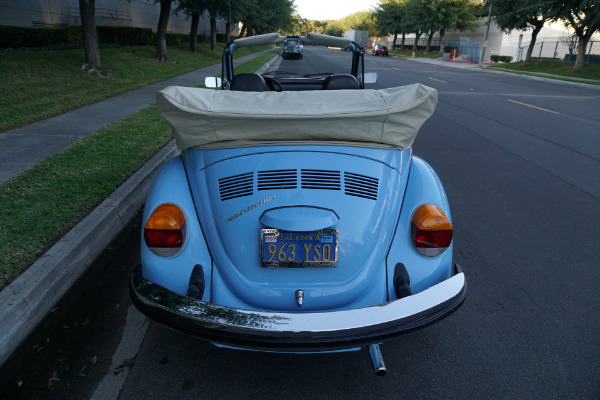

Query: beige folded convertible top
[156,84,438,150]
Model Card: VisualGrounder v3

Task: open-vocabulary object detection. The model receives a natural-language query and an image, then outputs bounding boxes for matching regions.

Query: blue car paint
[180,145,411,312]
[140,147,454,315]
[141,156,213,301]
[386,156,453,298]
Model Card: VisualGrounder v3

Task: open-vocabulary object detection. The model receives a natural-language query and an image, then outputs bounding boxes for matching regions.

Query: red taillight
[144,203,186,256]
[411,204,453,257]
[144,229,183,248]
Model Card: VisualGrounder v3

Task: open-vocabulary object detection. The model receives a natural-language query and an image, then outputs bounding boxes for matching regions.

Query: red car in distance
[372,44,389,56]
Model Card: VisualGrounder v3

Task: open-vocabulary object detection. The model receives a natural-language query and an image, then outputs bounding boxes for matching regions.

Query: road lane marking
[428,77,447,83]
[507,99,560,114]
[392,67,402,71]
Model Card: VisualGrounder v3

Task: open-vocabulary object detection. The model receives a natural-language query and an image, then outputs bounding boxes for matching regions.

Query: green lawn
[0,47,278,290]
[0,44,271,132]
[486,60,600,83]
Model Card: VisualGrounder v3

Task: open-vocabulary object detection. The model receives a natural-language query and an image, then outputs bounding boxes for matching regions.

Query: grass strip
[0,50,277,290]
[0,44,271,132]
[485,68,600,86]
[486,60,600,82]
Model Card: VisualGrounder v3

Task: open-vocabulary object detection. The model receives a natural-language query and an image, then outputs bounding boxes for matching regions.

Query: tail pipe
[368,344,386,376]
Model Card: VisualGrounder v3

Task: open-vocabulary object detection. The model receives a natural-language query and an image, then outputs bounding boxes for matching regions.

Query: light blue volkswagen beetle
[130,33,466,376]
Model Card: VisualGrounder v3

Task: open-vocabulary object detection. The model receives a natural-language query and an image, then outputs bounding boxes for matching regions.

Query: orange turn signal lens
[145,203,185,230]
[144,203,186,256]
[411,204,453,257]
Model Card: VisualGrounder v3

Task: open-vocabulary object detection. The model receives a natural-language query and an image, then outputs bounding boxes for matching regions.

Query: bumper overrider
[130,265,466,351]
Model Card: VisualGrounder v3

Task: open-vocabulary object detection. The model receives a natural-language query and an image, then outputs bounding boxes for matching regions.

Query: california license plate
[260,228,338,268]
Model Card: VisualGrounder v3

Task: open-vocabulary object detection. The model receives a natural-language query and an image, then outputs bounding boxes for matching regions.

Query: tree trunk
[239,24,247,38]
[189,12,199,54]
[210,17,217,51]
[392,32,398,49]
[156,0,172,61]
[226,21,232,43]
[412,32,421,52]
[400,33,405,51]
[524,22,542,65]
[79,0,101,68]
[574,35,589,70]
[425,29,435,54]
[438,27,446,55]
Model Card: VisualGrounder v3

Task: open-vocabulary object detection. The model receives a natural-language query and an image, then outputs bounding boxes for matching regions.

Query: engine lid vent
[344,172,379,200]
[301,169,341,191]
[258,169,297,191]
[219,172,254,201]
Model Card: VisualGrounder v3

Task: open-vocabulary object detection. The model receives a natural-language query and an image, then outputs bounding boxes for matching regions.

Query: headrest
[230,73,268,92]
[322,74,360,90]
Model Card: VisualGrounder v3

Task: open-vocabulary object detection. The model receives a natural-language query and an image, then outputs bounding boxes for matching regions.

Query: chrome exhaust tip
[368,344,387,376]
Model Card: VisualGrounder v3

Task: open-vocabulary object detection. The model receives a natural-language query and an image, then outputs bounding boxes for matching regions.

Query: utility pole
[478,2,493,67]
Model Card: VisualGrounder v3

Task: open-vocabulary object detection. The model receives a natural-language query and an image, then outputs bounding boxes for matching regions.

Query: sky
[293,0,377,21]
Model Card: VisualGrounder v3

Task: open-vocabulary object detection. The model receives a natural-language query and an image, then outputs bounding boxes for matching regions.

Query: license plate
[260,229,338,268]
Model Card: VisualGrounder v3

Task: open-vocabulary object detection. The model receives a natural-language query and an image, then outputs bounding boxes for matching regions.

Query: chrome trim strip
[130,266,466,350]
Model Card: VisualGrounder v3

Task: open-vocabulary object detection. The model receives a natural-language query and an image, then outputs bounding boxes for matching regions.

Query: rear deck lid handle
[259,206,339,231]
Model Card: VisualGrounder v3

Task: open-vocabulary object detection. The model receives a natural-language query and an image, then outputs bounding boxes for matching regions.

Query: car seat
[322,74,359,90]
[230,73,268,91]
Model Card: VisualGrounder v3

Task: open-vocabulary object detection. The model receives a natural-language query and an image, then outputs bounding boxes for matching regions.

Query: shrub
[490,55,513,63]
[563,53,600,65]
[0,25,68,49]
[66,25,83,44]
[0,25,157,49]
[97,26,153,46]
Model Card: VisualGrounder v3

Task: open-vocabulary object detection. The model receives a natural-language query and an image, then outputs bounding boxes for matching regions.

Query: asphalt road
[4,46,599,399]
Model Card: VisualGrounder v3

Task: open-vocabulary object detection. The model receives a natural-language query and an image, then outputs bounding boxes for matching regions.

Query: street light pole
[478,2,493,67]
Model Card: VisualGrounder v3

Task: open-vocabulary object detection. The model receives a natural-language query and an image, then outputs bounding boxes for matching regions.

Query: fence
[395,36,481,62]
[517,40,600,64]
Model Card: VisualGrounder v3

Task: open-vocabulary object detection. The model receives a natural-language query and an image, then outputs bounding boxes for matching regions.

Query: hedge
[490,55,513,63]
[97,26,153,46]
[563,53,600,65]
[0,25,69,49]
[0,25,222,50]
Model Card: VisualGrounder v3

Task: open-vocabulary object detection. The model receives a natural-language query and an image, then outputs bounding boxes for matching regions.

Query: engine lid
[183,145,411,311]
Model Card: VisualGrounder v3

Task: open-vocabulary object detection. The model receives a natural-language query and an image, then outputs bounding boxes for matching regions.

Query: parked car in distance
[372,44,389,56]
[130,32,466,376]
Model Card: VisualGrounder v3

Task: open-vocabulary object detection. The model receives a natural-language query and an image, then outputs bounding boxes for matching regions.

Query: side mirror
[204,76,222,88]
[363,72,378,84]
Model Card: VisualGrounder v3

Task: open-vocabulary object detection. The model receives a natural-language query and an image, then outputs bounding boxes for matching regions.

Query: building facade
[381,18,573,62]
[0,0,233,37]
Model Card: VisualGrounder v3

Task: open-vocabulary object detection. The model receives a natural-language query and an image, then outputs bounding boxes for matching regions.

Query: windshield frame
[221,33,365,90]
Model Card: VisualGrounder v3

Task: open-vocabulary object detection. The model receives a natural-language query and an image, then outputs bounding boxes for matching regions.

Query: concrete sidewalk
[0,48,273,182]
[0,49,279,368]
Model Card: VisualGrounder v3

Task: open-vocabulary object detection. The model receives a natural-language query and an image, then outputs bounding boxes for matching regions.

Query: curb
[255,53,281,75]
[0,141,179,367]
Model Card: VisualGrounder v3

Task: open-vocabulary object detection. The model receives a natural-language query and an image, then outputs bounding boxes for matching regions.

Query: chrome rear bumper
[130,265,466,351]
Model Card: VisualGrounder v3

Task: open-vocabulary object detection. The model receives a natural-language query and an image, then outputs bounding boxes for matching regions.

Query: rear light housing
[411,204,453,257]
[144,203,187,257]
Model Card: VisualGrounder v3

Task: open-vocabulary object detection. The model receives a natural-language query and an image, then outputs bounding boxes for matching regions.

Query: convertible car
[130,32,466,376]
